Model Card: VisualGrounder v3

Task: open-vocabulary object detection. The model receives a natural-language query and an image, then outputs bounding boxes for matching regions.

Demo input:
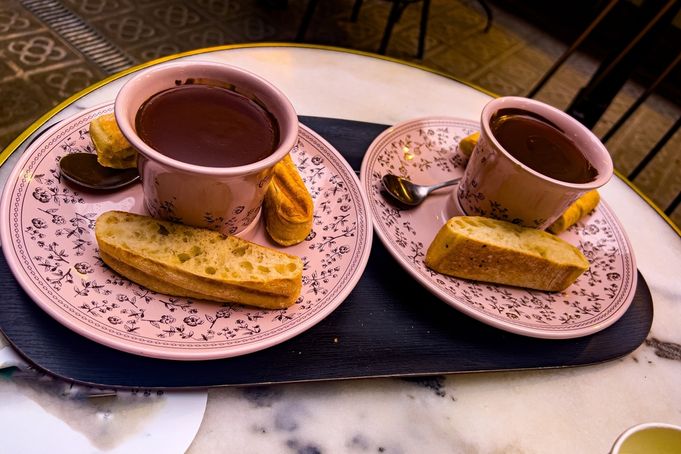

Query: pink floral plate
[0,103,372,360]
[360,117,637,339]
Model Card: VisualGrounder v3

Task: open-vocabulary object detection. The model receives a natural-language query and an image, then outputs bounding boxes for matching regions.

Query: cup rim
[610,422,681,453]
[114,60,298,176]
[480,96,614,190]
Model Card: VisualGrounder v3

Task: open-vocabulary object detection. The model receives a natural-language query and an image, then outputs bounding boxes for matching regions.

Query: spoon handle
[426,177,461,193]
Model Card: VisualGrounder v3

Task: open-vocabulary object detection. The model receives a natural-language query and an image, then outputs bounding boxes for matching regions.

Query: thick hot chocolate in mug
[135,83,280,168]
[456,96,613,230]
[114,60,299,235]
[490,108,598,184]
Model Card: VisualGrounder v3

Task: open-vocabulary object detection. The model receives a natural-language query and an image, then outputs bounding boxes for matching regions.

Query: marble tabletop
[1,45,680,453]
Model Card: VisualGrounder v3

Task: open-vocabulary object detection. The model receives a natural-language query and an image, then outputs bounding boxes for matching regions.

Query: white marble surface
[0,343,207,452]
[1,46,680,453]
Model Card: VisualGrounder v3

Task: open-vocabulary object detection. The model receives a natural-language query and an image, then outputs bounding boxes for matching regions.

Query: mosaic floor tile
[61,0,136,20]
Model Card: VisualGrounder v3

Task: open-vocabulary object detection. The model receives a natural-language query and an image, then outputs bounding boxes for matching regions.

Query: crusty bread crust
[263,154,314,246]
[100,251,219,300]
[425,216,589,292]
[96,211,302,309]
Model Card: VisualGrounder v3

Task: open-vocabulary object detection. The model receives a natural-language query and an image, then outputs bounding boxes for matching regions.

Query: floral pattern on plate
[360,117,636,339]
[0,104,372,360]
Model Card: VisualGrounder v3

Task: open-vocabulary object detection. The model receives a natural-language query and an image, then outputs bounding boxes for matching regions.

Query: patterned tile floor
[0,0,679,225]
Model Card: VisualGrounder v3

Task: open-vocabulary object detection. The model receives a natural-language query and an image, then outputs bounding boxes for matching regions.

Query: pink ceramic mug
[115,60,298,235]
[457,96,613,229]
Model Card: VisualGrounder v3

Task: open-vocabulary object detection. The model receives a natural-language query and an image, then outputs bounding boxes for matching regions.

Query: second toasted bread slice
[95,211,303,309]
[263,154,314,246]
[425,216,589,292]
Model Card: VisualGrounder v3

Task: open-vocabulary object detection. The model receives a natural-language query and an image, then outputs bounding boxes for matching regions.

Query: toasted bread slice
[89,113,137,169]
[95,211,303,309]
[425,216,589,292]
[263,154,314,246]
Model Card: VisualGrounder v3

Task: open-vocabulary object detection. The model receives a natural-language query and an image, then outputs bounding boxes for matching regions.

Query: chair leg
[527,0,620,98]
[629,115,681,181]
[351,0,363,22]
[566,0,679,129]
[378,1,403,55]
[416,0,430,59]
[666,187,681,216]
[295,0,320,42]
[476,0,493,32]
[602,50,681,144]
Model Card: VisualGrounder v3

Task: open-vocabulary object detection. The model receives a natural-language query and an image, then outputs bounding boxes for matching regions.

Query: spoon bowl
[59,153,139,190]
[381,174,460,207]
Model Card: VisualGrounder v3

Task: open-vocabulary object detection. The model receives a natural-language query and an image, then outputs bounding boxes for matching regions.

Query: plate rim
[359,115,638,339]
[0,103,373,360]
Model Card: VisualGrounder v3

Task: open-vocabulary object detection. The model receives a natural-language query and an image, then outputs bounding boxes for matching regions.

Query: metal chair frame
[528,0,681,216]
[296,0,491,59]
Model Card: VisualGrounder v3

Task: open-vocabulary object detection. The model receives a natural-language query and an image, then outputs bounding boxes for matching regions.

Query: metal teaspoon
[381,174,461,207]
[59,153,139,190]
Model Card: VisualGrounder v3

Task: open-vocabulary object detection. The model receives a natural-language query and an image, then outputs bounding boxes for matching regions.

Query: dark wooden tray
[0,116,653,389]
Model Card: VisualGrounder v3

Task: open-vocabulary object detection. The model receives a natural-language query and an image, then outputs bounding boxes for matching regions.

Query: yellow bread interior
[95,211,303,309]
[425,216,589,292]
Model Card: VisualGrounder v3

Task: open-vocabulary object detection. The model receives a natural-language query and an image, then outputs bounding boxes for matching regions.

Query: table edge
[0,43,494,167]
[0,42,678,237]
